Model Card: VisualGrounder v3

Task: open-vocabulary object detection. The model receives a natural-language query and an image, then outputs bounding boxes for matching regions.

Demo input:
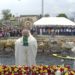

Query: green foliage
[57,13,68,18]
[2,9,12,20]
[39,14,42,19]
[44,14,50,17]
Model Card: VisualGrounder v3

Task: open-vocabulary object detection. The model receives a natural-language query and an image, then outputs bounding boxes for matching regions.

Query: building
[19,15,39,29]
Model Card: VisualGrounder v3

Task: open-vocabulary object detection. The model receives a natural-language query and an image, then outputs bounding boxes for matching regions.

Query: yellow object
[65,72,68,75]
[14,68,18,72]
[12,72,14,75]
[52,54,75,60]
[64,68,68,71]
[40,70,43,73]
[43,70,47,73]
[0,66,3,72]
[70,71,75,74]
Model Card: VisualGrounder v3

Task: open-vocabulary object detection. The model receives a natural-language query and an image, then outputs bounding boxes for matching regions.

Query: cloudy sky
[0,0,75,18]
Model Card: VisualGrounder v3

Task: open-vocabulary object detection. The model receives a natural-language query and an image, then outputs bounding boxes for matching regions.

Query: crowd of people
[0,27,37,38]
[0,27,22,38]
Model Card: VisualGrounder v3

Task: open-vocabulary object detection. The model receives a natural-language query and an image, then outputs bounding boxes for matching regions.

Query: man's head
[22,29,29,37]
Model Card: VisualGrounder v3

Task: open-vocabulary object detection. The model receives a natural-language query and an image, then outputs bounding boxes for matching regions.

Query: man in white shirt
[15,29,37,66]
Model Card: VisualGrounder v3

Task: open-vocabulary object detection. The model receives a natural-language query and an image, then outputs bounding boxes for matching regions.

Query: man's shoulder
[15,37,22,44]
[30,35,37,42]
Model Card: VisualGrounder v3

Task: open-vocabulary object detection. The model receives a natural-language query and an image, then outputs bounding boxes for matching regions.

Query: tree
[44,14,50,17]
[57,13,68,18]
[39,14,42,19]
[2,9,12,20]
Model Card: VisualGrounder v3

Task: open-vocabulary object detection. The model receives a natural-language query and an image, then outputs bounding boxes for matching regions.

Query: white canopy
[34,17,75,27]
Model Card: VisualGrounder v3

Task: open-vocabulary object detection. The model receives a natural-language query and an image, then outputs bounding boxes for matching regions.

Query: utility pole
[42,0,44,17]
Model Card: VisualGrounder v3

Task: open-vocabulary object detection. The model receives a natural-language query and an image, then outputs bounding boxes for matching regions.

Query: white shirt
[15,33,37,66]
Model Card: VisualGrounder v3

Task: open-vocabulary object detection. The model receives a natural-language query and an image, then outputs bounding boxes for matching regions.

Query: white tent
[34,17,75,27]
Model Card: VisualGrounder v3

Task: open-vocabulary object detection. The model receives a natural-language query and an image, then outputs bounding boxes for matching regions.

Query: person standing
[15,28,37,66]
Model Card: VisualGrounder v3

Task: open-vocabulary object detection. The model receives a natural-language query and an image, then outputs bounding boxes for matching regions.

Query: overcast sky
[0,0,75,18]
